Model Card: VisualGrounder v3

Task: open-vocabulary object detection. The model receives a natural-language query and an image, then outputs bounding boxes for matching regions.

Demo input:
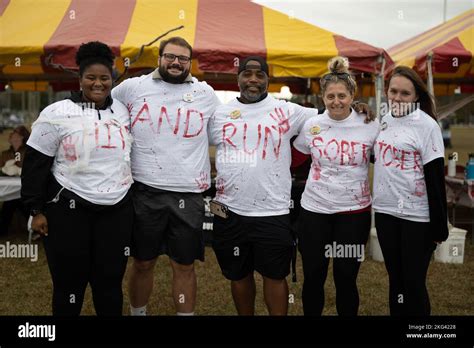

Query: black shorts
[212,211,293,281]
[131,182,205,264]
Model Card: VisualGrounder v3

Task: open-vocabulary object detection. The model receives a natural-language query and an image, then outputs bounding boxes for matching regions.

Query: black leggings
[375,213,436,316]
[297,208,371,316]
[0,199,28,235]
[43,193,133,316]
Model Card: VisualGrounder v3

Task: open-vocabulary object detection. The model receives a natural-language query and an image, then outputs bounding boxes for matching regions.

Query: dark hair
[159,36,193,58]
[75,41,115,76]
[388,66,436,120]
[320,56,357,96]
[13,125,30,145]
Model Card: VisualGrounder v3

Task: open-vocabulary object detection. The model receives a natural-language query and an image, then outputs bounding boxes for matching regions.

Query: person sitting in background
[0,126,30,236]
[0,126,29,174]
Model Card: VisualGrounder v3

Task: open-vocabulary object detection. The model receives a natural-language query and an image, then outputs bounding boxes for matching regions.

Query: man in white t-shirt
[112,37,221,316]
[208,56,318,315]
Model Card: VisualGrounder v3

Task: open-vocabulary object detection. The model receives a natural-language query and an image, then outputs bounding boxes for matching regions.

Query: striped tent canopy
[388,9,474,95]
[0,0,393,92]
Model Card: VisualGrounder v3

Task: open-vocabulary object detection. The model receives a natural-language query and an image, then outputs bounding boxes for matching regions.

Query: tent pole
[375,55,386,119]
[427,52,434,96]
[306,78,311,103]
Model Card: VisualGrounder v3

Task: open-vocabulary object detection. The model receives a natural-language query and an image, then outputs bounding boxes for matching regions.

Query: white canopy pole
[375,55,386,119]
[427,52,434,96]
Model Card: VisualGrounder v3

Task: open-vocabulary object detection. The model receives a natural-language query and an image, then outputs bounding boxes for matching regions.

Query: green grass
[0,232,473,315]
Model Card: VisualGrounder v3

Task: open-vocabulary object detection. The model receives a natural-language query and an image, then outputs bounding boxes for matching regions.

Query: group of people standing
[21,36,448,317]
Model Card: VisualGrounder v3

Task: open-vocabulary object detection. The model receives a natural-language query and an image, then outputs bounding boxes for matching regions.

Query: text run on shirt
[221,106,292,160]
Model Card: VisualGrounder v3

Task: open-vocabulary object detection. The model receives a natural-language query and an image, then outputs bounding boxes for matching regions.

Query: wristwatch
[30,209,44,217]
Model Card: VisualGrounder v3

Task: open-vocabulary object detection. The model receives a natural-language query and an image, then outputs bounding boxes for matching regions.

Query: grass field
[0,126,472,315]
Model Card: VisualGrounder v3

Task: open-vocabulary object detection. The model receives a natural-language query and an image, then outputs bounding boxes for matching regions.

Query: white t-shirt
[27,99,133,205]
[112,71,221,192]
[373,109,444,222]
[209,95,317,216]
[294,110,379,214]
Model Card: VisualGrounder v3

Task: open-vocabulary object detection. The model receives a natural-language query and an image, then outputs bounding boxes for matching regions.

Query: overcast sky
[255,0,473,49]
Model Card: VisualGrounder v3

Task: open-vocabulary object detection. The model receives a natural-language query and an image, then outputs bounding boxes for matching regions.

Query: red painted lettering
[262,126,282,160]
[382,144,393,166]
[350,141,360,166]
[392,146,400,168]
[340,140,351,165]
[222,123,237,149]
[131,103,151,128]
[324,139,339,162]
[158,106,182,135]
[414,151,422,172]
[119,126,126,150]
[376,141,387,162]
[311,136,324,160]
[183,109,204,138]
[95,122,99,146]
[243,123,262,154]
[401,150,410,170]
[100,122,117,149]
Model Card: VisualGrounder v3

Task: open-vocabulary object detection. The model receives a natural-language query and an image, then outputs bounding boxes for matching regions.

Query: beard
[159,63,190,84]
[239,82,268,102]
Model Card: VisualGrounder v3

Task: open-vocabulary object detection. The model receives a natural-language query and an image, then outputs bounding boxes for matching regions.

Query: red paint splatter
[216,178,225,195]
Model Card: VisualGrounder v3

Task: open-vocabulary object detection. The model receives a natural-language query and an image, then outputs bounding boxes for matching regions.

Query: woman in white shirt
[373,66,448,316]
[21,41,133,316]
[293,57,379,315]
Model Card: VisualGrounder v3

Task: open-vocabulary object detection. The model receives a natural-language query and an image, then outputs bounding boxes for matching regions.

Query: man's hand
[352,102,376,123]
[32,214,48,236]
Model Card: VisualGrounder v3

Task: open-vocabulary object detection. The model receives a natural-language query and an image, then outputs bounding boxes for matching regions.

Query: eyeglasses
[322,72,351,81]
[162,53,191,64]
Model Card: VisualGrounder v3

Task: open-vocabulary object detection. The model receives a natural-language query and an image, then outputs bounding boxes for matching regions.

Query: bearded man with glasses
[112,36,221,316]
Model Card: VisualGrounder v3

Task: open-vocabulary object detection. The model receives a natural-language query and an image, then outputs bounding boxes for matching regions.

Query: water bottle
[466,153,474,180]
[448,154,456,177]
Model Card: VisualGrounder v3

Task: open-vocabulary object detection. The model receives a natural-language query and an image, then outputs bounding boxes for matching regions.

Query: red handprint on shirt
[414,179,426,197]
[354,179,371,206]
[195,171,209,191]
[61,135,78,162]
[269,107,290,135]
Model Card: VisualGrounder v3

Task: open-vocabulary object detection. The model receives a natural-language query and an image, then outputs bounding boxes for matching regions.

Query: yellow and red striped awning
[388,9,473,93]
[0,0,393,91]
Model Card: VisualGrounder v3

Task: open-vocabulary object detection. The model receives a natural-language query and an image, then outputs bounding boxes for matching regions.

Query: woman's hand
[32,214,48,236]
[352,102,376,123]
